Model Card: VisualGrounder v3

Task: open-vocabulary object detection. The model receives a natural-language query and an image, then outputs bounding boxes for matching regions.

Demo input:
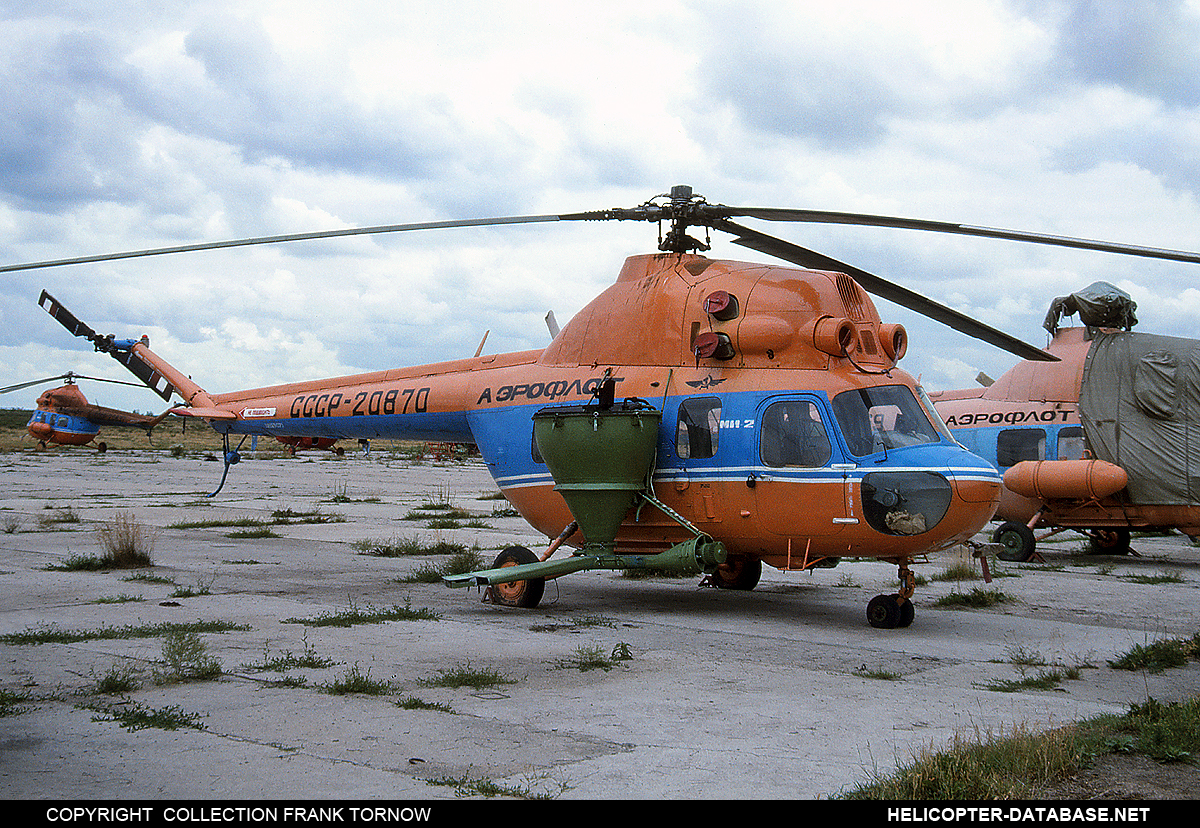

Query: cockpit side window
[676,397,721,459]
[760,400,832,468]
[832,385,941,457]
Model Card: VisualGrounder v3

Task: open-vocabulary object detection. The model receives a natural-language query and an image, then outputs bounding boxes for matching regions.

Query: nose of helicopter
[857,443,1001,548]
[936,446,1004,545]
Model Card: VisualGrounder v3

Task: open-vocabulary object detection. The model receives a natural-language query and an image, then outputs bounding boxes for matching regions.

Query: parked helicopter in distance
[931,281,1200,561]
[0,371,168,451]
[10,186,1200,627]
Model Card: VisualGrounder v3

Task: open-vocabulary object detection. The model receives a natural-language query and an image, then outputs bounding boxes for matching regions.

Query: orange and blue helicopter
[10,186,1200,627]
[932,281,1200,562]
[0,371,167,451]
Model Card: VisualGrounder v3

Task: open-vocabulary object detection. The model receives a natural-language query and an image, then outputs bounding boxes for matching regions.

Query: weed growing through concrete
[0,688,36,717]
[282,600,440,627]
[83,664,141,695]
[837,696,1200,798]
[270,508,346,524]
[418,662,515,690]
[38,506,80,528]
[399,549,485,583]
[323,483,380,504]
[169,575,216,598]
[94,512,157,568]
[395,697,455,713]
[154,632,222,684]
[227,527,279,539]
[931,562,982,582]
[353,535,467,557]
[1121,569,1185,585]
[555,643,634,672]
[91,594,145,604]
[85,699,206,732]
[932,588,1012,609]
[981,666,1083,693]
[0,620,249,646]
[425,772,570,800]
[854,665,903,680]
[319,663,393,695]
[1108,633,1198,673]
[122,572,175,585]
[242,635,338,672]
[838,720,1086,799]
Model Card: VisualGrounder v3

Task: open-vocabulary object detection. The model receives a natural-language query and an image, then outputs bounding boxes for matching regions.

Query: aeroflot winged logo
[475,376,623,405]
[685,375,726,389]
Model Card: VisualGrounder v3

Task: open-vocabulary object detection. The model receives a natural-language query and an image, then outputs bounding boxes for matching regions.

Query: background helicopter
[0,371,168,451]
[11,186,1200,628]
[930,281,1200,562]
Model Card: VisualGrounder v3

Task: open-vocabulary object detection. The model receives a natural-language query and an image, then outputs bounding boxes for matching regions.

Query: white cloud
[3,0,1200,414]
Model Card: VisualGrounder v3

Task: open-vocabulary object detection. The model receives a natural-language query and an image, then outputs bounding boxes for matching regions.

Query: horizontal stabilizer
[170,406,237,420]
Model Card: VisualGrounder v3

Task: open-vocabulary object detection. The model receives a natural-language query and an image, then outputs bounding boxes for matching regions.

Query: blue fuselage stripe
[221,389,1001,489]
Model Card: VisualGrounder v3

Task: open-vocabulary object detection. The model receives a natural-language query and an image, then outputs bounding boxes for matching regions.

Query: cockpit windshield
[832,385,942,457]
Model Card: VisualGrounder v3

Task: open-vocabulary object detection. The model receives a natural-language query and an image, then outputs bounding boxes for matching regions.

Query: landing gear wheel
[897,597,915,628]
[489,545,545,608]
[993,521,1036,562]
[867,594,902,629]
[1087,528,1130,555]
[711,556,762,590]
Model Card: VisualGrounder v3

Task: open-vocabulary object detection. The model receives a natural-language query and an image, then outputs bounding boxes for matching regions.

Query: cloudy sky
[3,0,1200,414]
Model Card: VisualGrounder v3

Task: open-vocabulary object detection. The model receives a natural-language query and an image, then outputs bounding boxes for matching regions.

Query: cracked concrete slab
[1,450,1197,800]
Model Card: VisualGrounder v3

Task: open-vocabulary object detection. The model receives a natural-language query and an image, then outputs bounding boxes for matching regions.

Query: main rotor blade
[0,372,147,395]
[715,219,1057,363]
[0,374,75,394]
[718,207,1200,265]
[0,214,567,274]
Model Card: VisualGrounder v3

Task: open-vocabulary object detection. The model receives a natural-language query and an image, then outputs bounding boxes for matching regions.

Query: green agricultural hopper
[444,391,727,607]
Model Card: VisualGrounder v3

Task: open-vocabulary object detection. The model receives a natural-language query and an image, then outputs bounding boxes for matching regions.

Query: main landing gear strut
[866,560,916,629]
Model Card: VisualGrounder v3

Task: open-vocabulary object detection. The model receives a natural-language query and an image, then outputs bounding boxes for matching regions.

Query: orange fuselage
[155,253,1002,566]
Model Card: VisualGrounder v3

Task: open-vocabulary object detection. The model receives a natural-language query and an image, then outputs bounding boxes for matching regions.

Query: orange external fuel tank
[1003,459,1128,501]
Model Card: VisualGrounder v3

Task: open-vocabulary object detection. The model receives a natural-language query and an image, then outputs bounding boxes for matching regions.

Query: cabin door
[753,395,849,538]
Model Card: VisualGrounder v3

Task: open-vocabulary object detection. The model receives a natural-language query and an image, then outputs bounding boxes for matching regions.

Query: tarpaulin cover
[1044,282,1139,334]
[1079,331,1200,504]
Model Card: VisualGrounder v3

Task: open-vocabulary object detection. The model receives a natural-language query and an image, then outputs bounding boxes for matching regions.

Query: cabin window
[997,428,1045,467]
[832,385,940,457]
[760,400,832,468]
[676,397,721,459]
[1057,426,1084,461]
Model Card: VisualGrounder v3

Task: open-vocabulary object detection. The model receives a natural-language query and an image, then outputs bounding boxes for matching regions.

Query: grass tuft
[836,694,1200,799]
[282,600,440,627]
[0,619,248,646]
[94,512,157,567]
[319,663,393,695]
[1108,636,1194,673]
[0,688,36,717]
[418,662,515,689]
[153,632,222,684]
[932,588,1012,609]
[84,699,206,732]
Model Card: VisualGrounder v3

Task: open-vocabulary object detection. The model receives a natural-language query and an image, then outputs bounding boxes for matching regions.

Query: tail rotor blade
[39,291,99,341]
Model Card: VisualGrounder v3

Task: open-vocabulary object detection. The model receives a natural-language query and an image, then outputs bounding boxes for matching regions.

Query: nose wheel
[866,561,916,629]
